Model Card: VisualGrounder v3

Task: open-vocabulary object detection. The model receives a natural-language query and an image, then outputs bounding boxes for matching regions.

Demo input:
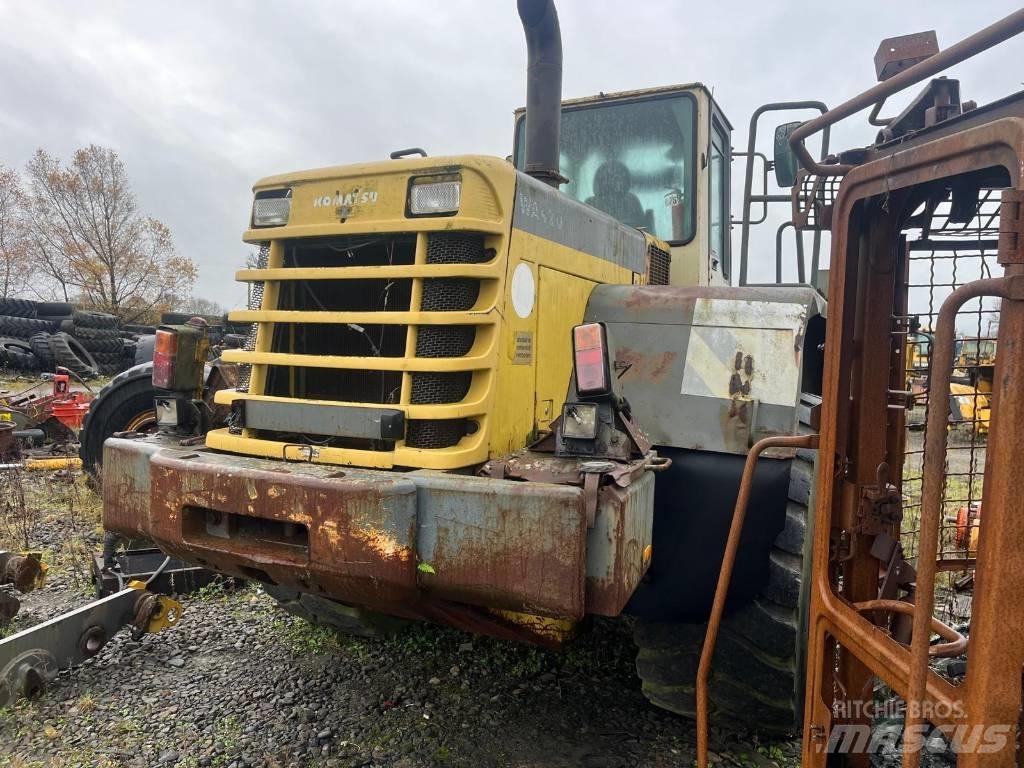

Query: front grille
[233,231,492,457]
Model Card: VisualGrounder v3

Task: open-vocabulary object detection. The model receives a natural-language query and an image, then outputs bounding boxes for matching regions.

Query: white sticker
[510,262,535,319]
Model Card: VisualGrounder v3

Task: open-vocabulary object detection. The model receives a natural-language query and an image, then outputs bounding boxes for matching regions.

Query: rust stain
[350,527,413,563]
[615,347,677,382]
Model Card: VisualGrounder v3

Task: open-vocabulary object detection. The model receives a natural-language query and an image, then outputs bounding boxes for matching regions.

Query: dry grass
[0,468,103,592]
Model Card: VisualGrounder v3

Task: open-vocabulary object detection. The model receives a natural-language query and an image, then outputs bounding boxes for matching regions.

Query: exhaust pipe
[518,0,565,187]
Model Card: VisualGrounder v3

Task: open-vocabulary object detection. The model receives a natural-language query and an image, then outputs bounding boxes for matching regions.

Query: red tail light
[152,329,178,389]
[572,322,611,396]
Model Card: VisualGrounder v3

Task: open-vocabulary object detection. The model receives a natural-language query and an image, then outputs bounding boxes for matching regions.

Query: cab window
[709,118,729,278]
[515,94,697,244]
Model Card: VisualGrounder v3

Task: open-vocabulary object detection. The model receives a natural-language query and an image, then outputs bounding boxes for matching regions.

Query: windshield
[515,93,696,244]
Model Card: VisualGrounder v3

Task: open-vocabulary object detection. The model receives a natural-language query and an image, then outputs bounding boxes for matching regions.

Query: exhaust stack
[518,0,565,187]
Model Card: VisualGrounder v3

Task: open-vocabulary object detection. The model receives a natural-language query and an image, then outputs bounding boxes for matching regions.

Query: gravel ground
[1,472,802,768]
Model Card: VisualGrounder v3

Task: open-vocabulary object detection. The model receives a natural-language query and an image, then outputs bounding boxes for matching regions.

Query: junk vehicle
[83,0,827,733]
[8,2,1023,761]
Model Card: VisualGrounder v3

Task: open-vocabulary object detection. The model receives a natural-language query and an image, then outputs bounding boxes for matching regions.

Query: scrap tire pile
[0,337,39,372]
[0,299,142,377]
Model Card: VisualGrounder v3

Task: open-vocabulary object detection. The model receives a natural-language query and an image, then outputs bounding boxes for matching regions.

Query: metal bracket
[998,189,1024,265]
[0,551,46,594]
[0,583,181,707]
[580,461,615,528]
[857,462,903,535]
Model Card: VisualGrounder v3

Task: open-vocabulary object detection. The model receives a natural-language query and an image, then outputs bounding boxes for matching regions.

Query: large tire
[134,334,156,365]
[35,301,73,317]
[72,309,118,329]
[79,363,157,480]
[71,326,120,341]
[0,314,54,339]
[633,397,819,735]
[0,337,38,371]
[48,332,99,379]
[0,298,37,318]
[29,333,54,371]
[264,585,407,638]
[78,336,124,354]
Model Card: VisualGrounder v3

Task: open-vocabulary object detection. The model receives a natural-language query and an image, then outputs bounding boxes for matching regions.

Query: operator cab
[513,84,732,287]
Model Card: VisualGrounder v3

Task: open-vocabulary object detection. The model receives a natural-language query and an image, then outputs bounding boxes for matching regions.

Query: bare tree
[174,295,225,316]
[24,145,197,322]
[0,166,33,299]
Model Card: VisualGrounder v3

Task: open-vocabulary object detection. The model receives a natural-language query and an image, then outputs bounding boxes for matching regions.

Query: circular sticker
[510,263,536,319]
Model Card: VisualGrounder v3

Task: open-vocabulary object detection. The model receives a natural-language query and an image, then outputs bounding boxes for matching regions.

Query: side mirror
[773,121,803,188]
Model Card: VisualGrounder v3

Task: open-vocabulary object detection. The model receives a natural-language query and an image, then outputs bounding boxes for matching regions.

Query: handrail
[789,9,1024,176]
[738,101,829,286]
[695,432,819,768]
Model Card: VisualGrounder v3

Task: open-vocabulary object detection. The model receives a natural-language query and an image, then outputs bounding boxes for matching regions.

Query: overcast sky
[1,0,1020,309]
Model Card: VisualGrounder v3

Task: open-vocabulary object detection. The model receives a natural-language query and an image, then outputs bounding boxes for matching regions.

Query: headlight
[252,189,291,227]
[408,175,461,216]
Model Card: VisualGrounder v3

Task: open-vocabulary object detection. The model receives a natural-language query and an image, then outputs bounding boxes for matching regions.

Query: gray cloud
[1,0,1020,308]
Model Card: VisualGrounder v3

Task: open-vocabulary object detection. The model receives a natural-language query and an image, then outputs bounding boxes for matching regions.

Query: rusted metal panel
[585,470,655,616]
[874,31,939,82]
[102,437,161,539]
[586,284,824,454]
[148,451,419,605]
[412,471,586,619]
[103,435,595,622]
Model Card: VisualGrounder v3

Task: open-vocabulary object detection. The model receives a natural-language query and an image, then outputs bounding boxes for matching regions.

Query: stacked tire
[0,299,52,373]
[0,299,153,377]
[0,337,39,372]
[62,311,124,376]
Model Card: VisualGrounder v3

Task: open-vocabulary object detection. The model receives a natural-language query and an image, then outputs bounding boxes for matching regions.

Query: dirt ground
[0,470,801,768]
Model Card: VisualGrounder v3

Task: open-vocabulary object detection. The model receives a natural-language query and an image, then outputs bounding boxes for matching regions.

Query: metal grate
[236,243,270,394]
[405,233,489,447]
[646,243,671,286]
[405,419,467,450]
[793,171,841,231]
[420,278,480,312]
[896,189,1001,633]
[425,232,491,265]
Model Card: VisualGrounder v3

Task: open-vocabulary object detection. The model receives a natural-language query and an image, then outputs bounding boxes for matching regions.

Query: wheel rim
[123,410,157,433]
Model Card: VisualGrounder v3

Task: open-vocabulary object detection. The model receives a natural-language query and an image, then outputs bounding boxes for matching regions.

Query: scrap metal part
[0,581,181,708]
[0,551,46,594]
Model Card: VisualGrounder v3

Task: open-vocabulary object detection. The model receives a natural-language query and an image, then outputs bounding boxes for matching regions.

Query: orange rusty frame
[800,116,1024,768]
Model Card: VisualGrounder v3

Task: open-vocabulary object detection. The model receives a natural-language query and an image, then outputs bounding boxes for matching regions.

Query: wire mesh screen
[897,189,1002,631]
[236,243,270,395]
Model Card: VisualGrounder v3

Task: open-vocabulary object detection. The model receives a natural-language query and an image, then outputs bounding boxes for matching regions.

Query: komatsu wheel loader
[75,2,1024,759]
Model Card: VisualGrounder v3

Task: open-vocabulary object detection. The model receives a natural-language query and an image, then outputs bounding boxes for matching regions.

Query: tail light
[152,324,208,393]
[572,322,611,397]
[152,329,178,390]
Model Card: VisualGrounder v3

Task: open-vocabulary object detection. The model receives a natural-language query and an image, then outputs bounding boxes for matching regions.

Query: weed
[76,693,96,714]
[433,745,451,761]
[194,577,233,602]
[274,617,340,655]
[0,467,40,550]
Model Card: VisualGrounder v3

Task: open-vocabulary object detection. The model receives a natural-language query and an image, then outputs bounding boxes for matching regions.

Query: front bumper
[101,434,654,625]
